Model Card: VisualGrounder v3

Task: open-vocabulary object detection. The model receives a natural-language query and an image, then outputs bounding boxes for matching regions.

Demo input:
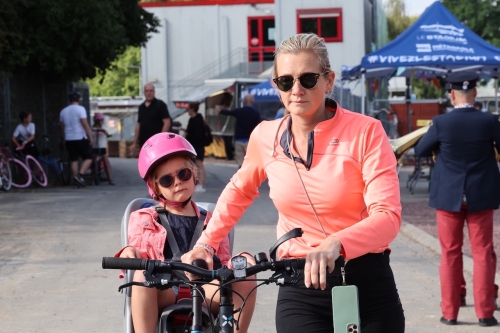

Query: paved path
[0,158,498,332]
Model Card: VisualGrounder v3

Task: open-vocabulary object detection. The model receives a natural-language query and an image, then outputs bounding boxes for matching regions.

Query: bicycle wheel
[9,158,31,188]
[99,158,109,182]
[60,152,71,185]
[26,155,48,187]
[92,159,101,185]
[0,157,12,191]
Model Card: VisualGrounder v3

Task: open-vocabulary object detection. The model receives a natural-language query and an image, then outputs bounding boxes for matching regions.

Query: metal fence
[333,85,362,113]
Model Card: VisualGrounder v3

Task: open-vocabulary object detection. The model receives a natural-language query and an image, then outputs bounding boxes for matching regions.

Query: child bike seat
[120,197,234,333]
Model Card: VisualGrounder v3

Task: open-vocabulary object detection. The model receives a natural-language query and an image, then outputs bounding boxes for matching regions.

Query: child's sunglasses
[273,71,329,92]
[156,167,193,188]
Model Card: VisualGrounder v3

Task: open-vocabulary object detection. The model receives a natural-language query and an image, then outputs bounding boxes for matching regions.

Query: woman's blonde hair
[148,154,198,198]
[272,33,332,78]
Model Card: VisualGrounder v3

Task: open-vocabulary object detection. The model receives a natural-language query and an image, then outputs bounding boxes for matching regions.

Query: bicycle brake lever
[142,260,176,290]
[271,260,303,286]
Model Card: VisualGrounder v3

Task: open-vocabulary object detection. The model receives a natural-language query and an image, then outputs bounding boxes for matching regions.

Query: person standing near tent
[218,94,261,168]
[415,72,500,327]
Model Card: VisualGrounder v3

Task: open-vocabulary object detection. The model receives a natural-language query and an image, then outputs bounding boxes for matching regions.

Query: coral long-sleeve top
[197,101,402,260]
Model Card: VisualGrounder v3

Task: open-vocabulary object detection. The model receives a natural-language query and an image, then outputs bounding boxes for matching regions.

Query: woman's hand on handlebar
[181,247,214,280]
[304,235,343,290]
[119,246,142,259]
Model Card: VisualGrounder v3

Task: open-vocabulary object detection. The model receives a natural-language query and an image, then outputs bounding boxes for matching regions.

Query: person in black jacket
[219,94,261,168]
[415,72,500,327]
[185,102,206,193]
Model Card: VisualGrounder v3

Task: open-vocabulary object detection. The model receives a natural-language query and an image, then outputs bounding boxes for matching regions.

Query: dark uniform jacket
[415,107,500,212]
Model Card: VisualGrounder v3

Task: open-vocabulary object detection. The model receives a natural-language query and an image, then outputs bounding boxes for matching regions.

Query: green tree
[442,0,500,48]
[0,0,159,80]
[86,46,141,97]
[412,76,447,99]
[385,0,417,41]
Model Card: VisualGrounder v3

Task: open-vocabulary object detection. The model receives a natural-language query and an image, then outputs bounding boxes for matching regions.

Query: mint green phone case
[331,285,361,333]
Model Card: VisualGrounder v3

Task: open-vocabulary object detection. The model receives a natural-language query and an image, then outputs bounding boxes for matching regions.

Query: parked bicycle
[37,135,70,186]
[0,146,32,188]
[103,228,305,333]
[91,128,113,185]
[0,147,12,191]
[13,145,47,187]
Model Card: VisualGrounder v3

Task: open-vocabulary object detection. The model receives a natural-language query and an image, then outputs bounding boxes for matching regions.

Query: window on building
[247,16,275,62]
[297,8,343,42]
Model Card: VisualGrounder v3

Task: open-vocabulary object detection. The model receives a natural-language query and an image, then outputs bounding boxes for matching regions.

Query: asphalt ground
[0,158,499,332]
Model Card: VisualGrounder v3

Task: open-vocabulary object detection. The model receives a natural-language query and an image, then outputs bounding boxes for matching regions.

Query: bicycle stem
[190,286,204,333]
[218,283,234,333]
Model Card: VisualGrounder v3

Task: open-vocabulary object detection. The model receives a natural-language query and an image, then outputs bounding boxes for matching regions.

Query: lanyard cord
[287,130,328,238]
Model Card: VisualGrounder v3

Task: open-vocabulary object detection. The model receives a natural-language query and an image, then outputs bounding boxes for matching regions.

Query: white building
[140,0,387,114]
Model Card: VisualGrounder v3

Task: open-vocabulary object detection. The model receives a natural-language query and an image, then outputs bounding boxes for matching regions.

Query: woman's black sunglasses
[156,167,193,188]
[273,71,329,92]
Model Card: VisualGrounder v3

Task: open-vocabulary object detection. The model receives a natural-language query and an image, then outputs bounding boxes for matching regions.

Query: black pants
[21,141,39,158]
[276,251,405,333]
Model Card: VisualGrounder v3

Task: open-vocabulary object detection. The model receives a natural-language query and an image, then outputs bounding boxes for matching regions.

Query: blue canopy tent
[241,80,282,120]
[241,80,279,101]
[342,1,500,118]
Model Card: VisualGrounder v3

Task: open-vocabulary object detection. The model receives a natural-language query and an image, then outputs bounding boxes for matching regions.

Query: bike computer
[231,255,247,279]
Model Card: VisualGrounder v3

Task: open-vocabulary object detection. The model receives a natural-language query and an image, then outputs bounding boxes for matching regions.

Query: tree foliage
[0,0,159,80]
[412,77,447,99]
[443,0,500,48]
[385,0,417,41]
[86,46,141,97]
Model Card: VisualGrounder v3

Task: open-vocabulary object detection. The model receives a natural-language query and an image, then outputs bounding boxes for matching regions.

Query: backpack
[203,123,213,147]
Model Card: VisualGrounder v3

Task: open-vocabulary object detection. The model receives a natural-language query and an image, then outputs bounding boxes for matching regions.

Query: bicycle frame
[103,228,305,333]
[38,155,62,174]
[92,128,109,185]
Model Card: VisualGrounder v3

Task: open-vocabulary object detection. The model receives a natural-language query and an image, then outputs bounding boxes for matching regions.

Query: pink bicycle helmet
[138,132,196,180]
[93,113,105,121]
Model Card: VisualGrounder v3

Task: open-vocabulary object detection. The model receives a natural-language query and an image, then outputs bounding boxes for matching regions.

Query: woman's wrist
[329,235,344,255]
[194,243,215,256]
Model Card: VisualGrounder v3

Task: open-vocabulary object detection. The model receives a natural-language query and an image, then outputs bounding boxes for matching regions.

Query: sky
[405,0,439,17]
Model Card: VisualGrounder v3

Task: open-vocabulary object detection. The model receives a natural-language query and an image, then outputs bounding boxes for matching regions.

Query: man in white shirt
[60,92,93,187]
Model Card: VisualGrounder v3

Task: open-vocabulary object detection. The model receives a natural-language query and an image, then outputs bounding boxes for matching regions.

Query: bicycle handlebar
[102,256,306,284]
[104,229,306,333]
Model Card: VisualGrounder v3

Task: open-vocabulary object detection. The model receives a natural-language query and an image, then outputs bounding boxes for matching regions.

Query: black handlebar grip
[296,258,306,268]
[192,259,209,270]
[102,257,148,270]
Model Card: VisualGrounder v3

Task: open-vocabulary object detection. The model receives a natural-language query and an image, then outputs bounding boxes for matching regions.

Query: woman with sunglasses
[114,132,256,333]
[183,33,404,332]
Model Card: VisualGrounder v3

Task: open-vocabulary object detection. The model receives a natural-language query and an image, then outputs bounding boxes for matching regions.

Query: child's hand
[119,246,141,259]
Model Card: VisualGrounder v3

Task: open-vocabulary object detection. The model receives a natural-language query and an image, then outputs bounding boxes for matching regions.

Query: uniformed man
[415,72,500,327]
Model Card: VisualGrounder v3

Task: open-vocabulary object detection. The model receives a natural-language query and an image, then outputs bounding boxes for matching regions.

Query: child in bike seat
[114,132,256,333]
[11,111,39,158]
[91,113,114,185]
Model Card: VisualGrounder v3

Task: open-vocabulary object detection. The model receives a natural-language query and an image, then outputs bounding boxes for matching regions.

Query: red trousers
[437,206,496,319]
